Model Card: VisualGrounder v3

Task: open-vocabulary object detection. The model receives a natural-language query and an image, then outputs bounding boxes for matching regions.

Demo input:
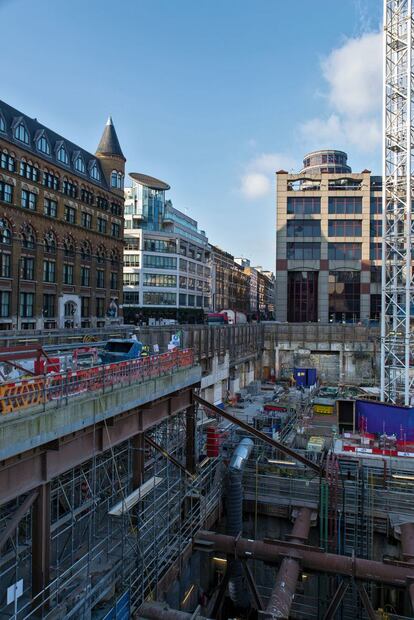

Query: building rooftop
[129,172,170,191]
[0,99,117,190]
[96,116,125,161]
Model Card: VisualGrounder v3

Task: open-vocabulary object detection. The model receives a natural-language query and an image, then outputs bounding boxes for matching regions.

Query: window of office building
[20,292,34,317]
[43,294,55,318]
[287,242,320,260]
[370,294,381,321]
[81,212,92,229]
[124,255,140,267]
[0,182,13,204]
[0,291,10,317]
[143,255,177,270]
[63,264,74,285]
[188,262,196,274]
[14,123,29,144]
[179,293,187,305]
[328,220,362,237]
[21,190,37,211]
[143,273,177,287]
[144,238,176,253]
[81,297,90,318]
[179,276,187,288]
[110,272,118,290]
[20,161,39,182]
[44,198,57,218]
[328,243,361,260]
[287,197,320,215]
[188,277,195,290]
[125,237,139,250]
[187,294,195,307]
[196,295,203,306]
[0,252,10,278]
[81,266,90,287]
[111,222,120,238]
[370,197,382,214]
[57,145,69,164]
[96,196,109,210]
[63,180,77,198]
[97,217,107,234]
[65,206,76,224]
[81,189,94,205]
[328,197,362,214]
[96,297,105,318]
[123,292,140,305]
[21,256,34,280]
[43,260,55,283]
[180,259,187,271]
[96,270,105,288]
[123,273,139,286]
[328,271,360,322]
[370,242,382,260]
[44,172,59,191]
[1,153,15,172]
[143,292,176,305]
[287,271,318,322]
[286,220,321,237]
[370,220,382,237]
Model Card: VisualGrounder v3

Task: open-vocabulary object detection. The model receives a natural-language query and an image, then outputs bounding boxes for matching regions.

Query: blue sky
[1,0,382,270]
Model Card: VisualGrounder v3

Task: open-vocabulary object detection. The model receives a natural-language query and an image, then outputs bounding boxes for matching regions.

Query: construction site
[1,1,414,619]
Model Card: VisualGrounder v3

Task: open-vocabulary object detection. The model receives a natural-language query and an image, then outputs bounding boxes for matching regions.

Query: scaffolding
[381,0,414,405]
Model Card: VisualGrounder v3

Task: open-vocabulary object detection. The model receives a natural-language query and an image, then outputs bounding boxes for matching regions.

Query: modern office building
[275,149,382,323]
[210,246,250,315]
[123,173,211,323]
[0,100,125,329]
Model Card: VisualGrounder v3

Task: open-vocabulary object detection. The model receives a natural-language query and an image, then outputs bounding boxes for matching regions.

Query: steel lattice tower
[381,0,414,405]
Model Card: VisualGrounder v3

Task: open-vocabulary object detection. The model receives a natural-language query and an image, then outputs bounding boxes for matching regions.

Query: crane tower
[381,0,414,405]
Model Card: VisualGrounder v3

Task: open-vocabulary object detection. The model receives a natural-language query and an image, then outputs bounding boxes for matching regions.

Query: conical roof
[96,116,125,160]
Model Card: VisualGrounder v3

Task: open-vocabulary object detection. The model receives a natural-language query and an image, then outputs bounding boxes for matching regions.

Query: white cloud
[241,173,270,199]
[299,31,382,153]
[240,152,296,199]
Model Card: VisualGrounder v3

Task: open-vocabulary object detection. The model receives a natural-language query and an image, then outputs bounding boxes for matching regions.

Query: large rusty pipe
[400,522,414,611]
[265,507,312,619]
[196,531,414,587]
[138,602,210,619]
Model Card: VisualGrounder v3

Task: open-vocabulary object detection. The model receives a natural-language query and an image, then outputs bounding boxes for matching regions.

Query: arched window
[96,245,106,264]
[37,136,50,155]
[90,162,100,181]
[75,156,85,173]
[111,171,118,188]
[57,145,69,164]
[44,231,56,254]
[117,172,123,189]
[0,218,12,244]
[81,240,92,260]
[14,123,29,144]
[21,224,36,249]
[64,235,75,257]
[0,115,5,132]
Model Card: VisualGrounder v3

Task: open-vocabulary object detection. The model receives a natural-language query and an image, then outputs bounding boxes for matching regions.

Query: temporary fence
[0,348,194,415]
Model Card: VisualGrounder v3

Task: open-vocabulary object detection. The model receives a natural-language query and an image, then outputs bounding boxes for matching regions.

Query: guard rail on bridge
[0,348,194,416]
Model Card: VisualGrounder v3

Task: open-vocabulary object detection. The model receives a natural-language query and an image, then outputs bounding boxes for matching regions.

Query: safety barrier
[0,348,194,415]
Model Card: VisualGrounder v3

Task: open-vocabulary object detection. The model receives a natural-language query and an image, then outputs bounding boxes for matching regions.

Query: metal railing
[0,348,195,416]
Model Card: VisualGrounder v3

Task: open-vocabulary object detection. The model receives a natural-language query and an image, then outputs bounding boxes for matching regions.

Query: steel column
[400,521,414,611]
[322,580,350,620]
[263,508,312,619]
[132,432,145,489]
[186,404,196,475]
[31,483,50,607]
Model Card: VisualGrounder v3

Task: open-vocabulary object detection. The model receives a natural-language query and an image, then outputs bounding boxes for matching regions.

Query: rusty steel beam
[193,394,322,474]
[264,508,312,619]
[400,522,414,612]
[322,580,350,620]
[241,559,264,610]
[195,531,414,587]
[355,582,378,620]
[0,489,38,552]
[210,569,230,618]
[0,388,194,506]
[144,435,194,479]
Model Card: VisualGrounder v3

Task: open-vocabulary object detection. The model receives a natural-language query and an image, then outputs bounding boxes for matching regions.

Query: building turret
[95,116,125,196]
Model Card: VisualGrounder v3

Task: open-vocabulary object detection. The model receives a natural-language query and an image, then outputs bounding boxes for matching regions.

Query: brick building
[275,149,381,323]
[0,100,125,329]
